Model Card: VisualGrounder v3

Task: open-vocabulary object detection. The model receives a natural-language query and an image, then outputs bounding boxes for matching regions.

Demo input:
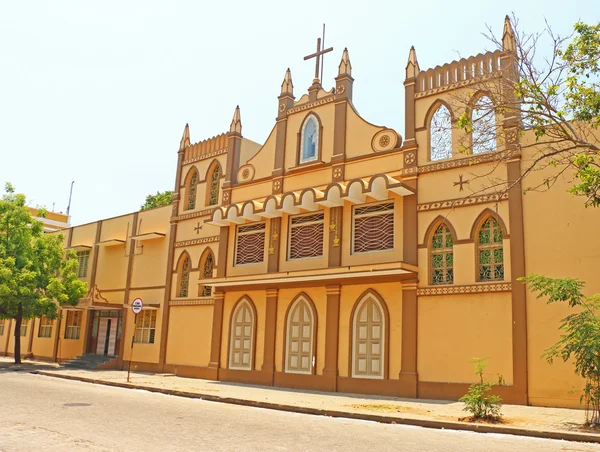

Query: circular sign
[131,298,143,314]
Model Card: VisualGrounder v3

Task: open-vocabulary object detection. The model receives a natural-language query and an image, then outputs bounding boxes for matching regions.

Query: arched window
[477,216,504,281]
[430,104,452,161]
[300,115,318,164]
[352,292,385,379]
[472,96,496,154]
[200,249,214,297]
[229,298,255,370]
[285,295,315,374]
[206,162,221,206]
[430,223,454,285]
[185,168,199,211]
[177,253,191,297]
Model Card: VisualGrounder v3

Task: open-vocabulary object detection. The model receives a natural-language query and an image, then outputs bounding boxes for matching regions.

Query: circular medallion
[242,168,250,179]
[337,84,346,94]
[379,135,390,147]
[279,103,286,112]
[404,152,416,165]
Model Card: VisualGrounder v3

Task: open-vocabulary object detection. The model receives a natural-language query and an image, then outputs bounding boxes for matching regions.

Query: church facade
[3,17,599,409]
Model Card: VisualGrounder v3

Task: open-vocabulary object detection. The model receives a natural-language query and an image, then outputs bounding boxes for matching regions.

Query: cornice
[171,208,214,223]
[169,298,215,306]
[182,148,227,165]
[417,282,512,296]
[174,235,220,248]
[417,192,509,212]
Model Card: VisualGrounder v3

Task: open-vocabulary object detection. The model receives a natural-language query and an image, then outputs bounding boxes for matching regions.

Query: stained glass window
[178,255,191,297]
[187,170,198,210]
[472,96,497,154]
[430,224,454,285]
[208,164,221,206]
[430,105,452,161]
[201,251,214,297]
[301,116,318,164]
[478,217,504,281]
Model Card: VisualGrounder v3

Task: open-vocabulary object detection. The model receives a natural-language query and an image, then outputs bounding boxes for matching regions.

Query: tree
[140,190,173,211]
[521,275,600,425]
[0,184,87,364]
[451,17,600,205]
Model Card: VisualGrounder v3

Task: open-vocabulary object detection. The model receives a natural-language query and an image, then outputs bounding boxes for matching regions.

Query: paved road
[0,373,598,452]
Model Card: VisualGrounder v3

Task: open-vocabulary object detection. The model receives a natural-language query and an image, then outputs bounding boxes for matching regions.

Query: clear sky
[1,0,597,225]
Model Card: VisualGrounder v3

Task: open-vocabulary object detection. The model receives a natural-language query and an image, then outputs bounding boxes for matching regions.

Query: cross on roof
[304,24,333,83]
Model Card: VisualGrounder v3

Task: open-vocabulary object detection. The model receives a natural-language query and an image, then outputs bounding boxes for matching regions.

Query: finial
[502,15,516,52]
[179,123,190,151]
[281,68,294,95]
[230,106,242,134]
[405,46,420,79]
[338,48,352,76]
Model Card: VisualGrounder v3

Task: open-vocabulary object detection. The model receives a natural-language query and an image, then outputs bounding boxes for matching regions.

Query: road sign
[131,298,143,314]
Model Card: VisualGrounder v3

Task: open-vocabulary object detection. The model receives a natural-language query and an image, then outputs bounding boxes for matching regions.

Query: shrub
[459,358,504,420]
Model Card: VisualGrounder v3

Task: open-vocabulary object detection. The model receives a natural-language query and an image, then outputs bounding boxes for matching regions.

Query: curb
[33,371,600,444]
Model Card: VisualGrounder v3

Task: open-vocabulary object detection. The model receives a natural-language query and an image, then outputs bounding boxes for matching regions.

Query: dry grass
[347,403,431,416]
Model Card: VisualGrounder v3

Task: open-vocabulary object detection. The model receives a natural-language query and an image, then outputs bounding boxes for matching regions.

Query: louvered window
[288,213,324,260]
[352,202,394,254]
[64,311,82,339]
[134,310,157,344]
[76,251,90,278]
[20,319,28,337]
[38,316,53,338]
[235,223,266,266]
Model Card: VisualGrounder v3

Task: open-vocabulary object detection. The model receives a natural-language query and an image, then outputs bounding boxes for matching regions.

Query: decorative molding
[171,208,214,222]
[169,298,215,306]
[286,95,335,115]
[237,164,255,183]
[417,282,512,296]
[400,150,521,176]
[371,129,398,153]
[332,165,344,181]
[414,73,499,100]
[174,235,220,248]
[417,192,508,212]
[404,152,416,165]
[182,148,227,165]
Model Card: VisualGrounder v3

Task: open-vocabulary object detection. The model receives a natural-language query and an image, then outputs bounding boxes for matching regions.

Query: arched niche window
[352,291,386,379]
[285,295,316,375]
[206,161,222,206]
[185,168,199,211]
[229,298,255,370]
[430,223,454,285]
[199,248,214,297]
[477,216,504,281]
[177,252,191,298]
[472,96,496,154]
[300,114,319,164]
[430,104,452,161]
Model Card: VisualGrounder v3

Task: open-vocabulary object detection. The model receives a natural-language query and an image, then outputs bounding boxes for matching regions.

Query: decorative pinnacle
[405,46,420,79]
[502,15,516,52]
[338,48,352,76]
[230,105,242,134]
[179,123,190,151]
[281,68,294,95]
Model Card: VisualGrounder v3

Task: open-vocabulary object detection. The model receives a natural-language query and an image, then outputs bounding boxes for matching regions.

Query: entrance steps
[61,354,118,370]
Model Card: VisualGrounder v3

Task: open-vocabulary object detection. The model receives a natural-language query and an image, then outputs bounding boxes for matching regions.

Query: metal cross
[454,174,469,191]
[194,222,203,234]
[304,25,333,82]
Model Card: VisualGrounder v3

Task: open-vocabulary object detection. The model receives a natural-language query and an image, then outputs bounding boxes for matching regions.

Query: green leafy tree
[521,275,600,425]
[453,18,600,205]
[0,184,87,364]
[459,358,504,420]
[140,190,173,211]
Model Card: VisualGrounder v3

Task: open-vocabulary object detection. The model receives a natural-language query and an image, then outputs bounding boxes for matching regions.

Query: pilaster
[399,280,418,397]
[208,290,225,375]
[267,218,281,273]
[323,285,341,391]
[327,206,343,267]
[261,288,279,384]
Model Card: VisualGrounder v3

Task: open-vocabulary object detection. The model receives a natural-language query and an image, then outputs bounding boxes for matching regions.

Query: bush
[459,358,504,420]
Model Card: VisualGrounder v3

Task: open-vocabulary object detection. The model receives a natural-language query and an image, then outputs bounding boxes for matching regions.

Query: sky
[0,0,597,226]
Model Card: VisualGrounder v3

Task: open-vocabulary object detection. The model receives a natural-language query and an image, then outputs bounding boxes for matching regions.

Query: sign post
[127,298,143,383]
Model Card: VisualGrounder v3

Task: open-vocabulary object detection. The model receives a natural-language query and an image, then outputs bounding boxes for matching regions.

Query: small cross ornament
[454,174,469,192]
[194,222,203,234]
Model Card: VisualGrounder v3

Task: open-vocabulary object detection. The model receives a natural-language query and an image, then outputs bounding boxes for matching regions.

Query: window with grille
[352,202,394,254]
[0,319,4,336]
[478,217,504,281]
[76,251,90,278]
[430,224,454,285]
[64,311,82,339]
[208,164,221,206]
[134,310,157,344]
[235,223,266,266]
[178,255,191,297]
[200,251,214,297]
[187,170,198,210]
[288,213,324,260]
[20,319,28,337]
[430,104,452,161]
[472,96,497,154]
[38,316,53,338]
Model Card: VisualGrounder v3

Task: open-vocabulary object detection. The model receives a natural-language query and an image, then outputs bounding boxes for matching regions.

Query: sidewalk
[2,357,599,444]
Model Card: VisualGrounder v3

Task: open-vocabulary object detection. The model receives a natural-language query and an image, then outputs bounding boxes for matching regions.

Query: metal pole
[127,313,136,383]
[66,181,75,216]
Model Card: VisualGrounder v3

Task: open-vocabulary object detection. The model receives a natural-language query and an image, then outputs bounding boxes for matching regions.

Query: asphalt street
[0,372,598,451]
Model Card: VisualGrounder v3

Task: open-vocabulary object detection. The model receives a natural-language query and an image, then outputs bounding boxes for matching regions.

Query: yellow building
[2,17,599,409]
